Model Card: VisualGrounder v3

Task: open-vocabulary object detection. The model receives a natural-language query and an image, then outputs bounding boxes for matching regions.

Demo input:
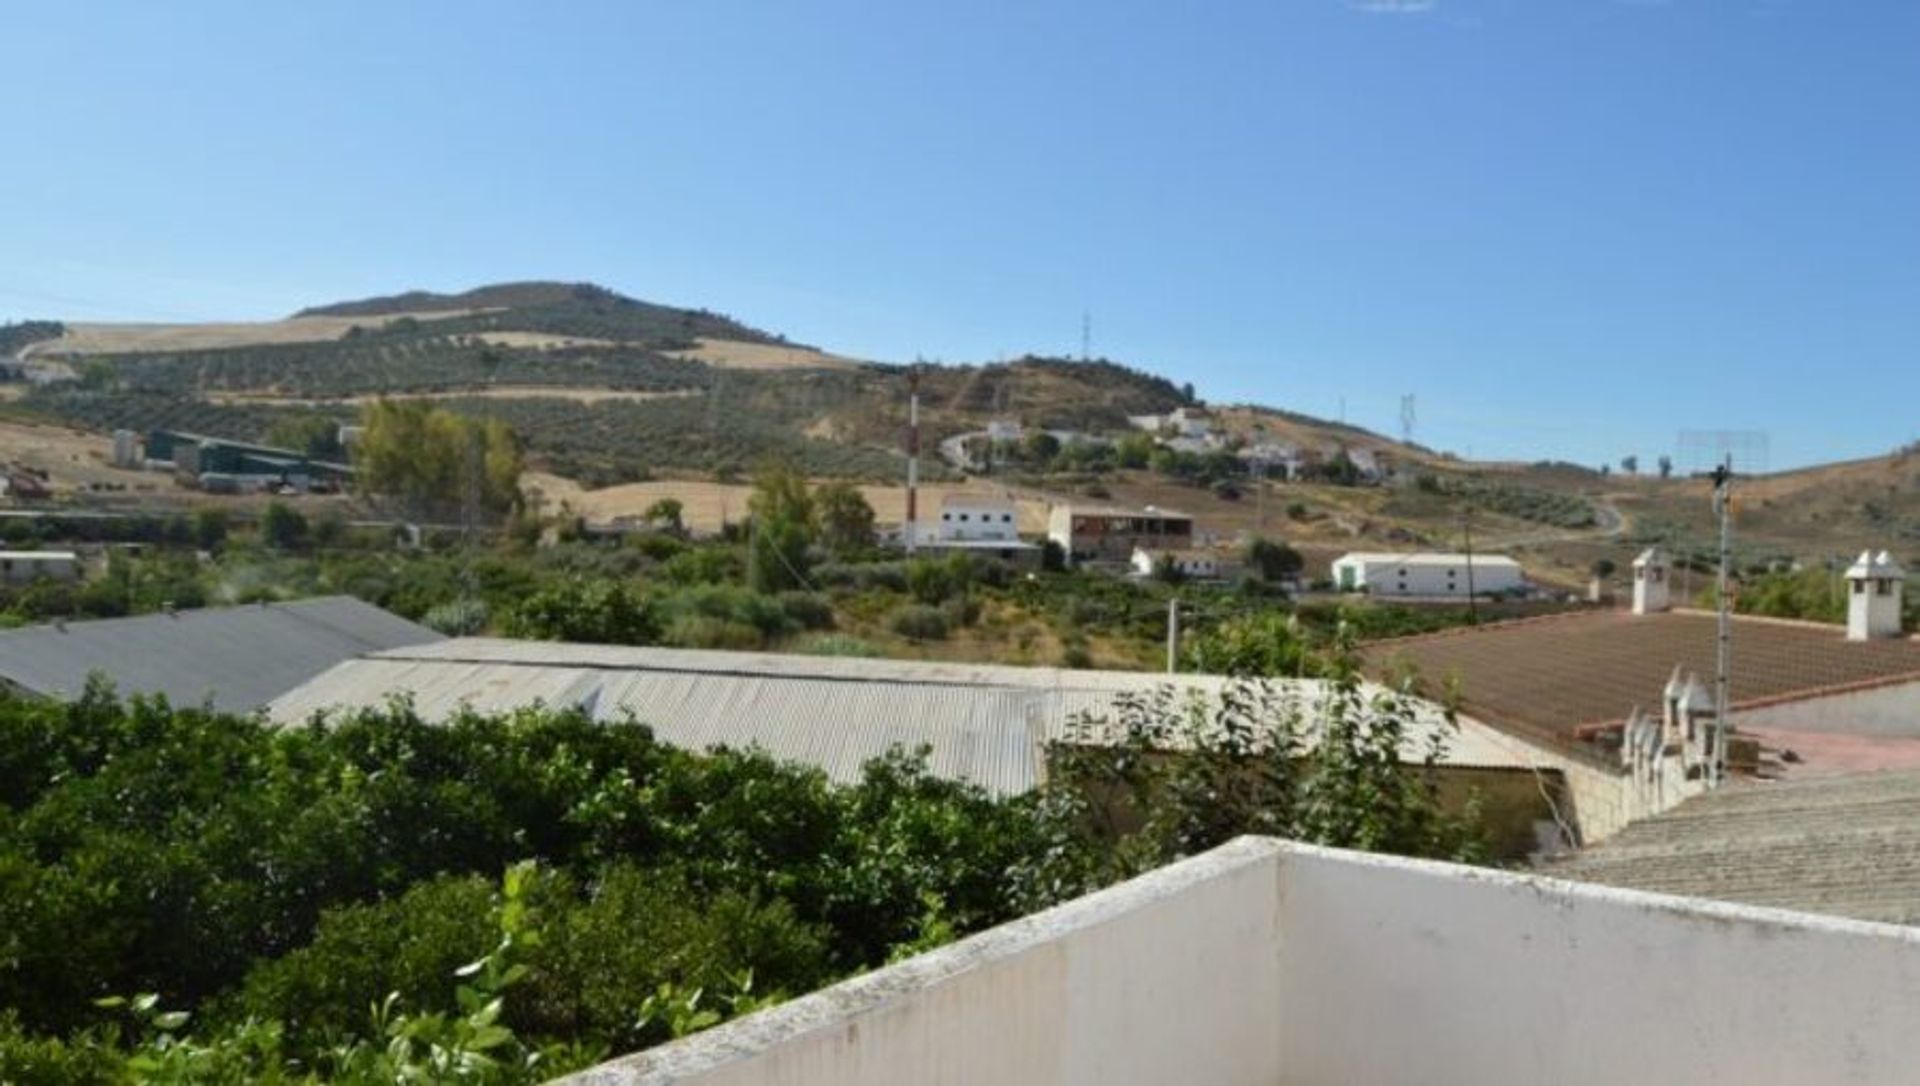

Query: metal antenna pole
[1712,456,1734,787]
[1462,506,1479,625]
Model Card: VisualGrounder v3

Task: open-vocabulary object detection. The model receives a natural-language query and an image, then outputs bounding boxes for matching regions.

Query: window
[1002,513,1013,522]
[942,513,952,521]
[1399,568,1408,577]
[1854,581,1867,596]
[1878,579,1894,597]
[959,513,970,522]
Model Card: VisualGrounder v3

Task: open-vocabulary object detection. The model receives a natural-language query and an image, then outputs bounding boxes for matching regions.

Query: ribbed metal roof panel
[270,638,1560,793]
[0,597,442,714]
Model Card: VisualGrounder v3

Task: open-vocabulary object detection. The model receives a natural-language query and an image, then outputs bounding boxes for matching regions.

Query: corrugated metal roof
[0,597,443,713]
[269,638,1567,794]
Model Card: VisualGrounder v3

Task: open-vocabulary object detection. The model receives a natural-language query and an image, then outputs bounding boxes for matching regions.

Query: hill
[28,275,1912,590]
[294,280,788,349]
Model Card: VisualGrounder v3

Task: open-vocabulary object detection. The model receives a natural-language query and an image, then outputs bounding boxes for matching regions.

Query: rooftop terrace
[563,837,1920,1086]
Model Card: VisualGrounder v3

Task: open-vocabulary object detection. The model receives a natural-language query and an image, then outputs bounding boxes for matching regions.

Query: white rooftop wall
[562,837,1920,1086]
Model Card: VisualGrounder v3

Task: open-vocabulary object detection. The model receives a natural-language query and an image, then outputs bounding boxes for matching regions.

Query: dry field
[663,337,861,371]
[0,418,155,494]
[470,331,621,351]
[24,310,484,356]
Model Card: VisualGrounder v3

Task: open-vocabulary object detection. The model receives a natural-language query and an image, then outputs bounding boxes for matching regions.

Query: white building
[1847,549,1906,641]
[0,550,78,585]
[932,495,1020,543]
[985,419,1022,442]
[912,494,1041,567]
[1332,552,1525,598]
[1129,545,1238,582]
[556,836,1920,1086]
[1240,442,1303,479]
[1126,407,1210,440]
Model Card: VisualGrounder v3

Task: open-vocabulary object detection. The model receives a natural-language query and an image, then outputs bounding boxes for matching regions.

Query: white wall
[1736,679,1920,739]
[564,838,1285,1086]
[934,500,1018,542]
[1336,556,1524,597]
[559,837,1920,1086]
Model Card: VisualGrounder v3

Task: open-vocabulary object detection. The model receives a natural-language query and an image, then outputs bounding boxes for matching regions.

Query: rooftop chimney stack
[1632,547,1671,615]
[1846,549,1906,641]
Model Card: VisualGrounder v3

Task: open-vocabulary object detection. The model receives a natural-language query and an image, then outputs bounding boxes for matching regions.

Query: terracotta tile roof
[1360,609,1920,753]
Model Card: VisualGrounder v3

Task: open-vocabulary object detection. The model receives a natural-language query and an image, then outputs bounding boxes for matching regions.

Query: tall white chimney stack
[1846,549,1906,641]
[1632,547,1671,615]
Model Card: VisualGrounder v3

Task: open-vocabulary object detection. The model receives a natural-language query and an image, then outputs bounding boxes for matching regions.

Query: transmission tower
[1080,311,1091,363]
[1400,394,1417,446]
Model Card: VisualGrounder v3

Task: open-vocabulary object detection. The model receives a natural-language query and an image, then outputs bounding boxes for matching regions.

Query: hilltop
[1,281,1409,486]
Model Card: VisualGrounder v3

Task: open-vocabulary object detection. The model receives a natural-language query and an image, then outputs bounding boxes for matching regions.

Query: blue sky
[4,1,1915,468]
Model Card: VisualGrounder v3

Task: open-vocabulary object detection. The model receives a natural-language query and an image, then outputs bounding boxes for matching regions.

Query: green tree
[1022,430,1061,465]
[1658,455,1674,480]
[261,501,308,550]
[1245,537,1303,582]
[192,508,229,552]
[814,481,875,556]
[1621,455,1639,475]
[643,498,686,536]
[1114,433,1154,470]
[355,400,523,520]
[265,415,345,461]
[747,464,816,593]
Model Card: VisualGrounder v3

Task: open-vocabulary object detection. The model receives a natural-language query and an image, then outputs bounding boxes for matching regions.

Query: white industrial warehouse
[268,638,1579,796]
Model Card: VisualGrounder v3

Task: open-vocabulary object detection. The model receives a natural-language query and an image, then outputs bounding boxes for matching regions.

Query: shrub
[664,614,765,650]
[888,604,950,641]
[777,591,836,631]
[798,634,881,657]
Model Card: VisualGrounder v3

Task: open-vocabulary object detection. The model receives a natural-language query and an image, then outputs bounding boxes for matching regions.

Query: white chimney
[1846,549,1906,641]
[1632,547,1671,615]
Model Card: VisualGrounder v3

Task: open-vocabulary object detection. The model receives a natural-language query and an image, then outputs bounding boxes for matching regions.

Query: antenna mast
[905,366,922,555]
[1400,394,1416,446]
[1711,457,1734,787]
[1080,311,1091,363]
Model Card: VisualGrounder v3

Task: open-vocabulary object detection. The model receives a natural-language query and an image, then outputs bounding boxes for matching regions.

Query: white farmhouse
[1332,551,1525,598]
[1128,545,1240,582]
[933,495,1020,542]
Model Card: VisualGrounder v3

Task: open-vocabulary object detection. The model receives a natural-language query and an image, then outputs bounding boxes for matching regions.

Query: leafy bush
[501,580,659,644]
[888,604,951,641]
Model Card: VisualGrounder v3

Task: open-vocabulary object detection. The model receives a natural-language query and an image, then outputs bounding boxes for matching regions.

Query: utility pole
[1461,505,1479,625]
[1166,598,1180,674]
[1711,456,1734,787]
[905,369,921,555]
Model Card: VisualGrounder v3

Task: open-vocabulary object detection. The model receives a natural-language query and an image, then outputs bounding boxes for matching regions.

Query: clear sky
[4,1,1915,468]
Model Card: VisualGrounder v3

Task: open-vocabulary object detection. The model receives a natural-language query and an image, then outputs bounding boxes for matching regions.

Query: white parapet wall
[561,837,1920,1086]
